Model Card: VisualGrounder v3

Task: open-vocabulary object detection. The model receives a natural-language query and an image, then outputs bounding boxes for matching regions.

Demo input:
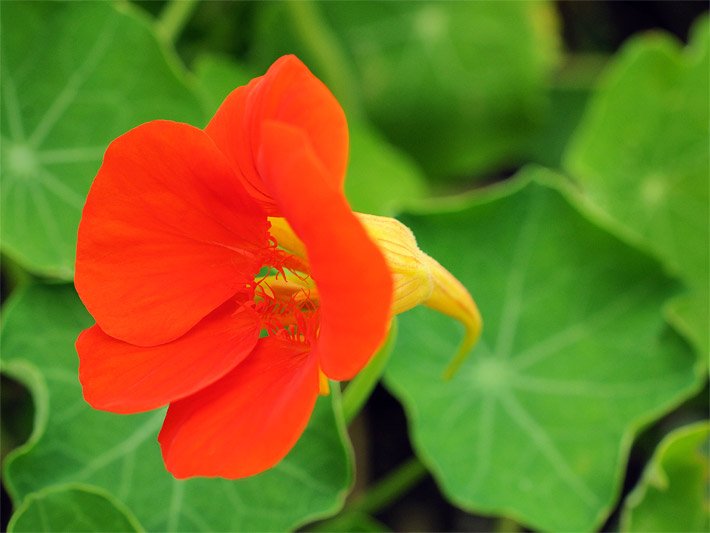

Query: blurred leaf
[251,0,560,180]
[525,54,608,168]
[525,86,593,168]
[193,53,427,215]
[1,284,353,531]
[8,484,143,533]
[665,291,708,366]
[621,422,709,532]
[0,1,206,279]
[345,122,427,215]
[565,17,709,361]
[384,167,704,531]
[193,53,257,113]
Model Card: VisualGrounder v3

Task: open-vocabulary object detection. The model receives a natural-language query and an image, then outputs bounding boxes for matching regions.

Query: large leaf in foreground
[621,422,709,532]
[1,284,353,531]
[8,484,143,532]
[384,168,703,531]
[565,18,709,361]
[0,1,206,278]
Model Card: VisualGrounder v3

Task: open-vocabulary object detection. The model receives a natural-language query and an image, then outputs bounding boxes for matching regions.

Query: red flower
[75,55,393,478]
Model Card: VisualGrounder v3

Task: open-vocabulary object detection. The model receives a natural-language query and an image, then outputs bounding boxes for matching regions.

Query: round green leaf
[621,422,709,532]
[8,484,143,533]
[1,284,353,531]
[565,17,709,361]
[0,1,206,279]
[384,167,704,531]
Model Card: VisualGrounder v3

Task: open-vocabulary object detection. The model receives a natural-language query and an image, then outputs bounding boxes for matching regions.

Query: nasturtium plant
[0,1,205,278]
[620,422,710,532]
[251,0,560,180]
[384,167,704,531]
[2,284,354,531]
[565,16,710,362]
[1,2,706,532]
[8,484,143,533]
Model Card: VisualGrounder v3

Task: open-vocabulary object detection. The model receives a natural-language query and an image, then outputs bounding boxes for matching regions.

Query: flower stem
[341,319,398,425]
[285,0,363,118]
[307,457,428,531]
[350,456,428,515]
[156,0,199,44]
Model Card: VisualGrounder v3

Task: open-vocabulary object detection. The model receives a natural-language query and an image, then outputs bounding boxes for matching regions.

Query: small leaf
[565,17,709,361]
[621,422,709,532]
[0,1,206,279]
[384,167,704,531]
[8,484,144,533]
[1,284,353,531]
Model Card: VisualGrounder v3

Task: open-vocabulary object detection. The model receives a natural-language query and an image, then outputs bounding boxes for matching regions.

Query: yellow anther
[259,274,317,304]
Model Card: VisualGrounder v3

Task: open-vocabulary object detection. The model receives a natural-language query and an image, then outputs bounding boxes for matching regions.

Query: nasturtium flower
[75,55,480,479]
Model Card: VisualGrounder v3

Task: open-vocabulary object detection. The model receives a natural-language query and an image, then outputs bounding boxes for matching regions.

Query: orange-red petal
[257,121,392,381]
[250,56,349,185]
[158,336,319,479]
[77,300,260,414]
[75,120,268,347]
[206,55,348,214]
[204,78,273,210]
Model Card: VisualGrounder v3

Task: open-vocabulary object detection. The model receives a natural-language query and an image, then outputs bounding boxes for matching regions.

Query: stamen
[252,264,320,346]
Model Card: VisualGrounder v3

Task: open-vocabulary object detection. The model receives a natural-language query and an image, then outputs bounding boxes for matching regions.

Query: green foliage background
[1,1,707,532]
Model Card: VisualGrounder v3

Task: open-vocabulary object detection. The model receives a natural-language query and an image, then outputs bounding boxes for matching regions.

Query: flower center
[253,257,319,345]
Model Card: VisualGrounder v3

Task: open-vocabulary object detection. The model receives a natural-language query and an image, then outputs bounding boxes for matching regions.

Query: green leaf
[525,52,608,169]
[345,122,427,215]
[665,290,709,365]
[1,284,353,531]
[564,17,709,361]
[383,167,704,531]
[251,0,560,180]
[193,53,257,114]
[0,1,206,279]
[621,422,710,532]
[8,484,144,533]
[525,85,593,169]
[193,53,427,215]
